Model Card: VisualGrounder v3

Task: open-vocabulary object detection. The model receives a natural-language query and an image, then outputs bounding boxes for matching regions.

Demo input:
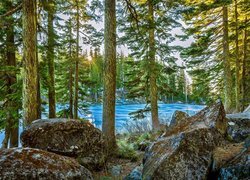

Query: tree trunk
[7,19,19,148]
[36,49,41,119]
[47,1,56,118]
[222,6,234,113]
[23,0,39,125]
[36,0,41,119]
[234,0,240,112]
[148,0,159,130]
[102,0,117,153]
[1,125,10,148]
[69,20,73,119]
[242,17,249,110]
[74,0,79,119]
[1,3,19,147]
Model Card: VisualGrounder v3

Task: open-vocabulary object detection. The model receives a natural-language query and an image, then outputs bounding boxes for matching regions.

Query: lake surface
[87,103,205,131]
[0,103,205,145]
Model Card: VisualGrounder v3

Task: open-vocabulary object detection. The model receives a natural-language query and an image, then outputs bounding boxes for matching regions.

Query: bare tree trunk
[74,0,79,119]
[102,0,117,153]
[234,0,240,112]
[148,0,159,130]
[23,0,39,125]
[7,22,19,148]
[242,17,249,110]
[1,125,10,148]
[222,6,234,113]
[47,1,56,118]
[36,50,41,119]
[36,0,41,119]
[69,20,73,119]
[0,1,19,148]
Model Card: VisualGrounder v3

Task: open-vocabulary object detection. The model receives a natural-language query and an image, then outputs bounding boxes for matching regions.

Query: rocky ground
[0,100,249,179]
[92,154,143,179]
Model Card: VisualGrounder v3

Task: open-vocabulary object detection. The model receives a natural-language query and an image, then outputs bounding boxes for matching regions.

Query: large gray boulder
[0,148,93,180]
[163,100,227,137]
[21,119,107,170]
[143,101,228,179]
[226,113,250,142]
[168,110,189,129]
[211,141,250,180]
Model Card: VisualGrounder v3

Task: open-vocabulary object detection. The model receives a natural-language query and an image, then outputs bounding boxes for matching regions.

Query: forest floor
[93,151,144,179]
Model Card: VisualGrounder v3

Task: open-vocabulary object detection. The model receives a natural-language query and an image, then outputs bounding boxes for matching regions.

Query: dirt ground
[93,151,144,180]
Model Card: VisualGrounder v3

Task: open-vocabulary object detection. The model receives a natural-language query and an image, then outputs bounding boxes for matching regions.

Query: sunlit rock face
[163,100,228,137]
[0,148,93,180]
[168,110,189,130]
[143,101,228,179]
[21,119,107,170]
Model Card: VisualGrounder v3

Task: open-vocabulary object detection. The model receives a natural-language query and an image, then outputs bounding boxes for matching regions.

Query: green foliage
[117,139,138,162]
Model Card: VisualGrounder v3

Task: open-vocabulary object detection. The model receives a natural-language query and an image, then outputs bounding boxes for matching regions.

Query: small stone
[110,165,122,177]
[125,164,143,180]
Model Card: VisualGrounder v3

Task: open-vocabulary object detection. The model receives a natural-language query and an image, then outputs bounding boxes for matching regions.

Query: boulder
[211,142,250,179]
[125,165,143,180]
[0,148,93,180]
[143,101,228,179]
[226,113,250,142]
[163,100,227,137]
[168,110,189,129]
[21,119,106,170]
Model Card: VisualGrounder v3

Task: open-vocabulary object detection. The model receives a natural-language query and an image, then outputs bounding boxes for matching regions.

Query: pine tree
[234,0,240,112]
[22,0,39,124]
[118,0,182,129]
[43,0,56,118]
[0,0,20,148]
[222,5,234,112]
[102,0,117,153]
[182,0,250,111]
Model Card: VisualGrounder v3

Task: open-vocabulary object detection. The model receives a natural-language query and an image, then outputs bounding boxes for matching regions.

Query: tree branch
[0,3,22,19]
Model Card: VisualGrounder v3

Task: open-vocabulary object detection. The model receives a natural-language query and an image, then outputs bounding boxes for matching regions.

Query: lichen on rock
[0,148,93,180]
[21,118,107,170]
[143,100,228,179]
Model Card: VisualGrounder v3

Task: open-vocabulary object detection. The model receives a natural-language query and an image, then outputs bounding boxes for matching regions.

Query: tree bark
[74,0,79,119]
[23,0,39,125]
[69,20,73,119]
[242,17,249,110]
[234,0,240,112]
[1,2,19,147]
[222,6,234,113]
[47,1,56,118]
[148,0,159,130]
[102,0,117,153]
[7,19,19,148]
[36,0,41,119]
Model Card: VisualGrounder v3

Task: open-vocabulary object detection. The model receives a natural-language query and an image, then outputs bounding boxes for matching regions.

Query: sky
[81,19,194,61]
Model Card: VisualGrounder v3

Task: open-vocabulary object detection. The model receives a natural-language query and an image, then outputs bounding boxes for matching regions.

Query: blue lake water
[87,103,205,131]
[0,103,205,145]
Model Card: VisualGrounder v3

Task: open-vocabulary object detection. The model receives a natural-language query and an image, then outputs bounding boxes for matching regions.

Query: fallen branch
[0,3,22,19]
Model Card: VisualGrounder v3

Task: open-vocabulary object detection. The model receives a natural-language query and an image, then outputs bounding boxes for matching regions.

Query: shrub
[116,139,138,162]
